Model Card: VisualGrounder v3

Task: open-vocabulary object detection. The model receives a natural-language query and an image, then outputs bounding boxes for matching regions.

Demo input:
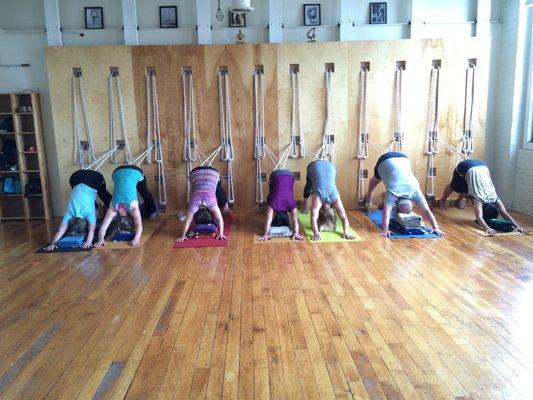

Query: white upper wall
[0,0,44,30]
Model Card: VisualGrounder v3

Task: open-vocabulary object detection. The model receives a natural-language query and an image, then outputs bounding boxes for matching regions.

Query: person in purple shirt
[258,169,304,241]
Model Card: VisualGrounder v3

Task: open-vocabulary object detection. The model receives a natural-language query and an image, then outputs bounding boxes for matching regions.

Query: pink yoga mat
[172,215,232,249]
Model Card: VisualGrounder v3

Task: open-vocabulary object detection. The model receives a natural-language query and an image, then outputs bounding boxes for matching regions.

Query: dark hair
[194,207,214,225]
[66,217,88,236]
[106,214,134,238]
[271,211,290,227]
[482,202,499,220]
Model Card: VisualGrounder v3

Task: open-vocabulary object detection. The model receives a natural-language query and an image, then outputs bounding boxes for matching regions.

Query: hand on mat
[215,234,227,241]
[484,228,497,236]
[432,229,446,237]
[342,232,356,240]
[258,234,271,242]
[312,232,322,241]
[94,239,106,248]
[130,238,140,247]
[292,233,304,241]
[43,243,58,252]
[380,229,391,238]
[516,226,528,234]
[81,240,93,249]
[175,235,188,243]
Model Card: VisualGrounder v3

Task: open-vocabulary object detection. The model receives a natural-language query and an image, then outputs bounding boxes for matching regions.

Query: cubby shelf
[0,92,51,221]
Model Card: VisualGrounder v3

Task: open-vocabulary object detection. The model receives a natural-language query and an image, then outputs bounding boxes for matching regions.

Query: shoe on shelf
[17,106,27,113]
[26,106,32,112]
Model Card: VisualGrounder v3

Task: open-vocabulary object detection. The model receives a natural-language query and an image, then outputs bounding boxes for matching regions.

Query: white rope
[108,70,133,164]
[392,65,404,152]
[289,67,305,158]
[84,146,119,171]
[72,71,96,167]
[137,70,167,205]
[218,68,235,204]
[425,64,440,198]
[461,63,475,158]
[356,65,370,204]
[316,67,334,162]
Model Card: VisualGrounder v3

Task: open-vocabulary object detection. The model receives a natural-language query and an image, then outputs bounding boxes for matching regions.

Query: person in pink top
[258,169,304,241]
[176,166,229,243]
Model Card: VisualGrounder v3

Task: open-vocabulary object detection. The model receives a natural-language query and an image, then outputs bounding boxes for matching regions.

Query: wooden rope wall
[46,39,488,213]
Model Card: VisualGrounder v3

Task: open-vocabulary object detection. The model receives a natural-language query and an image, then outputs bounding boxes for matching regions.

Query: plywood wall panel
[46,46,140,209]
[46,39,488,214]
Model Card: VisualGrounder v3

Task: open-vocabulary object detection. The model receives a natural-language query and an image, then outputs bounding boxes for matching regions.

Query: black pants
[450,159,486,193]
[114,165,157,216]
[69,169,111,208]
[190,166,228,208]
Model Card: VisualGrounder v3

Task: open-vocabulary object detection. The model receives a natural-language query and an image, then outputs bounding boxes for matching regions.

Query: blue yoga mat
[366,210,441,239]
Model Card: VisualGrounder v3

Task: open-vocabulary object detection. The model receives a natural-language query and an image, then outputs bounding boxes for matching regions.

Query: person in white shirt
[439,159,527,236]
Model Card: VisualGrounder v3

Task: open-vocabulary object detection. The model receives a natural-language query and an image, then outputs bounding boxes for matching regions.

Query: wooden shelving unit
[0,92,51,221]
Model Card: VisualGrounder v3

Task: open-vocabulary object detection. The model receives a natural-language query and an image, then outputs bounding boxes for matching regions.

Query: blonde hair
[317,206,337,231]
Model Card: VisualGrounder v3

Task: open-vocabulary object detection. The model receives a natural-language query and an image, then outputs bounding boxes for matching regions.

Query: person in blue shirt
[301,160,355,241]
[95,165,156,247]
[44,170,112,251]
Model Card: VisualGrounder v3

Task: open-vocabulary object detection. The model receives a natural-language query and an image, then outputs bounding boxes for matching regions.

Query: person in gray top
[365,152,444,237]
[301,160,355,241]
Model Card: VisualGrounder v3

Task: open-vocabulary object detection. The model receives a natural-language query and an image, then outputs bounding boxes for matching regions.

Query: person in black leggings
[44,169,112,251]
[112,165,158,218]
[69,169,112,208]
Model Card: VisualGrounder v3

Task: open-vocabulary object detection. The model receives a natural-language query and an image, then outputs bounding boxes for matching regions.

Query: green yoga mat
[297,211,362,243]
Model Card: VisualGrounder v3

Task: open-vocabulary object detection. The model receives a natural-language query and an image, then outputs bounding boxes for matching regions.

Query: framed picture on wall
[159,6,178,28]
[85,7,104,29]
[303,4,321,26]
[369,2,387,24]
[229,10,246,28]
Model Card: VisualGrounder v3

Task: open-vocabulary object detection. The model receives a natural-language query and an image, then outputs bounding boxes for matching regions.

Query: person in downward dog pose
[175,166,229,243]
[95,165,157,247]
[44,169,112,251]
[365,151,444,237]
[301,159,355,241]
[438,159,527,235]
[258,169,304,241]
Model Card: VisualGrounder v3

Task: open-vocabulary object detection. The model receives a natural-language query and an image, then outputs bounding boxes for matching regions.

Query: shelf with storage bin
[0,92,51,221]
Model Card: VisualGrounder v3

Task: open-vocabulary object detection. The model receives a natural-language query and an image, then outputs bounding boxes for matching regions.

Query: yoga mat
[436,206,532,236]
[94,218,163,249]
[35,246,92,254]
[366,210,441,239]
[297,211,362,243]
[253,235,304,244]
[173,215,232,249]
[36,235,92,253]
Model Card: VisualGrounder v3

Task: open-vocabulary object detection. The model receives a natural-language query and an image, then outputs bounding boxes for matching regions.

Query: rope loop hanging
[108,68,133,164]
[392,63,405,152]
[72,69,96,167]
[356,64,370,204]
[315,65,335,162]
[217,67,235,204]
[131,68,167,205]
[425,63,440,198]
[289,65,304,159]
[461,61,476,158]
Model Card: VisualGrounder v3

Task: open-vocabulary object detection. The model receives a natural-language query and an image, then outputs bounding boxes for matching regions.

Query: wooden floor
[1,211,533,400]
